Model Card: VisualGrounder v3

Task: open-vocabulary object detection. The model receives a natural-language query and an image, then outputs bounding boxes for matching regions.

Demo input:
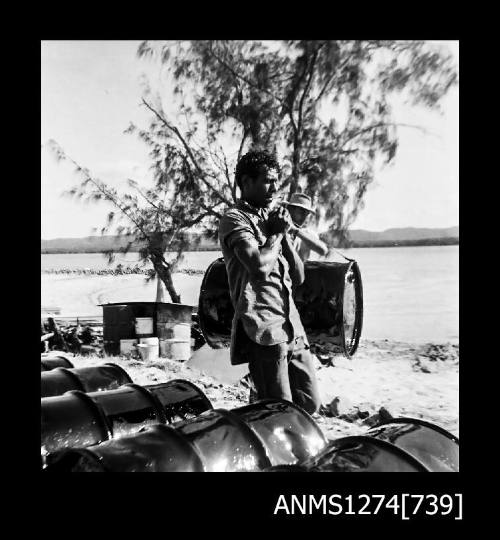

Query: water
[41,245,459,344]
[40,251,212,272]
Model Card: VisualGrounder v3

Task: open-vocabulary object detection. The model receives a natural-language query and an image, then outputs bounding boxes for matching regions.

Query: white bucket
[135,317,153,336]
[136,343,159,362]
[159,321,191,341]
[139,337,159,346]
[160,339,191,361]
[120,339,138,355]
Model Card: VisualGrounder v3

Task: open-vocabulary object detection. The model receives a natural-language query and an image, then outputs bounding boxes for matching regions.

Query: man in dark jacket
[218,150,321,414]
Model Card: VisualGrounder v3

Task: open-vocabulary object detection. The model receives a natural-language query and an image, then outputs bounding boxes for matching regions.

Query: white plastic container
[135,317,154,336]
[136,343,159,362]
[139,337,159,346]
[160,339,191,361]
[120,339,138,356]
[159,321,191,341]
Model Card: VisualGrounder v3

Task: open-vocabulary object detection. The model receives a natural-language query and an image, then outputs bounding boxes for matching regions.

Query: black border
[33,28,467,527]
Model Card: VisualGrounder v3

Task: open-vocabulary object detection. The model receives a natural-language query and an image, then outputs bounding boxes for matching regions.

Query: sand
[64,338,458,441]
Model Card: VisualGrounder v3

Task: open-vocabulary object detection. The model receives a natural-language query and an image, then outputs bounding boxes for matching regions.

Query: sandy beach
[64,338,458,440]
[42,272,459,439]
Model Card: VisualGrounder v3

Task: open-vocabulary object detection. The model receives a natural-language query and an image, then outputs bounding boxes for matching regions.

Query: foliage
[46,40,457,302]
[137,40,457,245]
[46,139,199,302]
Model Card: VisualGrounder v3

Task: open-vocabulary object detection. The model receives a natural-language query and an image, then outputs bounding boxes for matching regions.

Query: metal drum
[41,356,74,372]
[41,368,85,397]
[41,380,213,460]
[197,258,234,349]
[174,408,271,472]
[87,384,164,439]
[289,436,429,472]
[46,425,205,472]
[367,418,459,472]
[42,400,326,473]
[266,464,309,472]
[231,400,327,466]
[144,379,213,424]
[198,257,363,357]
[294,260,363,357]
[41,363,132,397]
[41,390,111,457]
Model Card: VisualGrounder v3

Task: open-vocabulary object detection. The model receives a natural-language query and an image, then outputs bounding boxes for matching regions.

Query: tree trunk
[155,276,166,302]
[289,137,301,197]
[151,256,181,303]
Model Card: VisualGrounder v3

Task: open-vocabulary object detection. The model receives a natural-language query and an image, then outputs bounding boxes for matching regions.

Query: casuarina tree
[47,40,457,302]
[46,139,202,303]
[137,40,457,245]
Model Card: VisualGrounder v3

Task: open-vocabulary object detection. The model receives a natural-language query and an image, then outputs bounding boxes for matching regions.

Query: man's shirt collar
[236,198,269,220]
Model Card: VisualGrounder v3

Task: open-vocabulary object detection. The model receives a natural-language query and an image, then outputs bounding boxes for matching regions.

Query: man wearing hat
[284,193,329,261]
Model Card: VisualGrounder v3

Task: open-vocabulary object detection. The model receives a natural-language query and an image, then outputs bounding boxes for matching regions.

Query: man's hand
[267,206,293,235]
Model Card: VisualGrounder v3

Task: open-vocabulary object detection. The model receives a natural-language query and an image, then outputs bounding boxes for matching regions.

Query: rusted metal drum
[231,400,327,466]
[198,257,363,357]
[41,367,85,396]
[41,380,213,463]
[294,260,363,357]
[44,399,326,473]
[174,408,272,471]
[41,356,74,372]
[197,258,234,349]
[41,390,111,458]
[145,379,213,424]
[46,425,205,472]
[86,384,165,439]
[41,363,132,397]
[367,418,459,472]
[276,435,430,472]
[265,464,309,472]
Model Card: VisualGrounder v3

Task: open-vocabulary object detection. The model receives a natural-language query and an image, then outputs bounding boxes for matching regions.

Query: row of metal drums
[269,418,459,472]
[41,356,459,472]
[41,357,132,398]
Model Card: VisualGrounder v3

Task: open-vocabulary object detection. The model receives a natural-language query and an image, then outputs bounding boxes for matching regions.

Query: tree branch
[142,98,232,206]
[312,55,351,108]
[297,45,321,133]
[50,143,151,241]
[130,180,163,212]
[341,122,437,148]
[206,43,284,106]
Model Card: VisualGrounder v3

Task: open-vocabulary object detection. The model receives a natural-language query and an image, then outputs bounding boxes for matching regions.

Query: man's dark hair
[235,150,280,190]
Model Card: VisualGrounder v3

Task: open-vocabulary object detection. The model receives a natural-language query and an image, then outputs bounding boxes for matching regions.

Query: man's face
[242,165,279,208]
[288,206,310,227]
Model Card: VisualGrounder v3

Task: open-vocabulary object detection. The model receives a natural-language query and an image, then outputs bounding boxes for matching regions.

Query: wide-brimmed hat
[284,193,315,214]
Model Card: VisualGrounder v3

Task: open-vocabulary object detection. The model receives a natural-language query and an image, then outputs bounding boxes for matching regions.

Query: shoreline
[40,272,459,344]
[41,271,459,438]
[41,266,205,276]
[40,239,459,256]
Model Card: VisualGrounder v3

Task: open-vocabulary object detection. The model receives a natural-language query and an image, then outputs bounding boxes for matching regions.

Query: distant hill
[41,226,459,253]
[348,226,459,243]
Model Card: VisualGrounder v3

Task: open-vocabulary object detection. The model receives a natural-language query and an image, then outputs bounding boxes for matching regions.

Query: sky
[41,40,458,239]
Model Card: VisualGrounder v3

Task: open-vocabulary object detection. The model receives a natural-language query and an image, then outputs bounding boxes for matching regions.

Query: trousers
[245,335,322,415]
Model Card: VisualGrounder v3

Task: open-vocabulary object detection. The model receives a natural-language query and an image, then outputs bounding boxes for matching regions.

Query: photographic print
[41,40,459,479]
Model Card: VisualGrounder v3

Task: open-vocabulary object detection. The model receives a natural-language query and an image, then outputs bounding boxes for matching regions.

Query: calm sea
[41,245,459,343]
